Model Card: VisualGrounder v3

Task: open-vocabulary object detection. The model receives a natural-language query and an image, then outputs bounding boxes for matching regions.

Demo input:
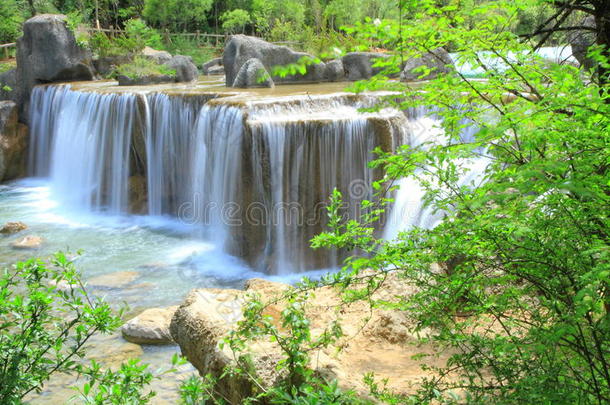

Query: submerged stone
[121,306,178,345]
[0,221,28,234]
[12,235,43,249]
[88,270,141,289]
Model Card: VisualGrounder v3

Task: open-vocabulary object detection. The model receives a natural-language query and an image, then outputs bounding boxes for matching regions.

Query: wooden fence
[87,28,301,49]
[0,43,16,60]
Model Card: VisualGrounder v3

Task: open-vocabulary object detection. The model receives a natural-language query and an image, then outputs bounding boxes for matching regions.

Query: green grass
[113,56,176,79]
[0,61,16,74]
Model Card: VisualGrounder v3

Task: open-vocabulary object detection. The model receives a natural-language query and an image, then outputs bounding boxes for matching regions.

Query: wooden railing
[86,28,302,49]
[0,43,16,60]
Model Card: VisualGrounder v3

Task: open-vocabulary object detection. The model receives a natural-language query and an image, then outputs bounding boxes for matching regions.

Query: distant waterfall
[383,108,489,240]
[29,85,137,214]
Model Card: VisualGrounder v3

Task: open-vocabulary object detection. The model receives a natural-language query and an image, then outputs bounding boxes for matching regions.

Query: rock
[400,47,453,82]
[202,57,223,74]
[171,273,444,402]
[232,58,274,88]
[324,59,345,82]
[142,46,172,64]
[88,270,141,289]
[0,221,27,234]
[164,55,199,82]
[0,101,28,182]
[93,54,133,77]
[342,52,390,81]
[117,74,175,86]
[569,15,597,70]
[223,35,326,87]
[17,14,96,122]
[0,69,17,102]
[206,65,225,75]
[12,235,43,249]
[121,306,178,345]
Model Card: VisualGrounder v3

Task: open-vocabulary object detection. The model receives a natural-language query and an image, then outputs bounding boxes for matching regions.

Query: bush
[0,253,122,403]
[113,55,176,79]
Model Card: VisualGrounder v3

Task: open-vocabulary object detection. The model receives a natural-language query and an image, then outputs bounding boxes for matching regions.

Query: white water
[27,85,409,274]
[29,86,136,214]
[383,108,490,239]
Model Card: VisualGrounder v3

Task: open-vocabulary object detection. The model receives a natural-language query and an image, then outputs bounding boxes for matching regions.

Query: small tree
[220,9,251,34]
[0,253,122,403]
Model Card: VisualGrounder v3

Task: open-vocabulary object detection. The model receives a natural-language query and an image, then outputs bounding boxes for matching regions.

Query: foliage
[192,291,366,403]
[308,0,610,403]
[0,0,24,43]
[112,55,175,79]
[65,11,91,48]
[162,36,217,67]
[142,0,213,32]
[123,18,163,50]
[75,355,184,404]
[0,253,122,403]
[220,9,250,34]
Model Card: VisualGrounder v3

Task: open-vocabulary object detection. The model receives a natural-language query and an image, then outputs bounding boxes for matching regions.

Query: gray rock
[164,55,199,82]
[232,58,274,88]
[341,52,390,81]
[142,46,172,64]
[400,48,454,82]
[0,69,17,102]
[207,65,225,75]
[0,101,28,182]
[324,59,345,82]
[569,15,597,70]
[202,57,222,74]
[223,35,325,87]
[17,14,96,122]
[117,74,175,86]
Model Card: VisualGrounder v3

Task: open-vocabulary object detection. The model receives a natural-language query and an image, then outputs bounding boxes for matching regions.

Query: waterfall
[248,107,384,273]
[29,85,137,214]
[383,108,489,239]
[26,84,412,274]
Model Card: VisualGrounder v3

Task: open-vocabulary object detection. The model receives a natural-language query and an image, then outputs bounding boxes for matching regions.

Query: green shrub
[113,55,176,79]
[0,253,122,403]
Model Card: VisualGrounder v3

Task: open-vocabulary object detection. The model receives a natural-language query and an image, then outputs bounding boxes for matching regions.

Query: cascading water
[29,85,137,214]
[248,107,386,273]
[28,84,407,274]
[383,107,490,240]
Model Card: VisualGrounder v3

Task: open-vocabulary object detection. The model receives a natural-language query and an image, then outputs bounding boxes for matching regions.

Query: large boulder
[324,59,345,82]
[171,274,445,402]
[223,35,326,87]
[341,52,390,81]
[164,55,199,82]
[232,58,274,88]
[569,15,597,70]
[17,14,95,122]
[400,47,454,82]
[0,101,28,182]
